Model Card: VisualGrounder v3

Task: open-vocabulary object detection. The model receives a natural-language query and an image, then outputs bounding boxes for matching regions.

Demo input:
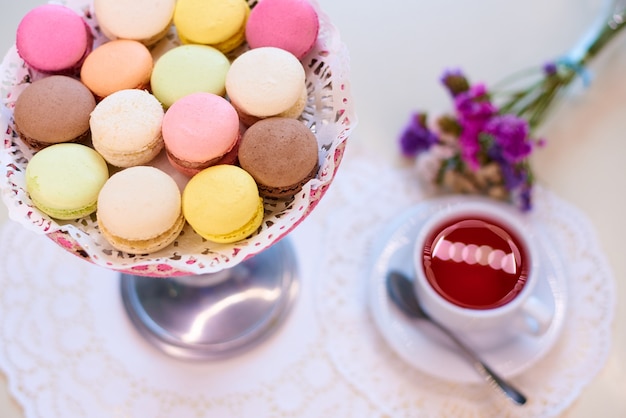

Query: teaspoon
[386,270,527,406]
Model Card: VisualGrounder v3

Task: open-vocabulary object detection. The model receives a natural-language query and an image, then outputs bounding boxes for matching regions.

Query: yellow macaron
[182,165,264,243]
[173,0,250,53]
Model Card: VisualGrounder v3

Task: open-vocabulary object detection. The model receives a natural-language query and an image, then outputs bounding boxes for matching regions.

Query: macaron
[90,89,164,168]
[151,45,231,109]
[162,93,240,177]
[174,0,250,53]
[225,47,306,121]
[25,143,109,220]
[93,0,176,46]
[13,75,97,150]
[80,39,153,100]
[246,0,320,60]
[16,4,93,77]
[238,117,319,199]
[97,166,185,254]
[182,165,264,244]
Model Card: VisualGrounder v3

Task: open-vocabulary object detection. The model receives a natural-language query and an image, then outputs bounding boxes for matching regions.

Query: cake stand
[0,0,355,360]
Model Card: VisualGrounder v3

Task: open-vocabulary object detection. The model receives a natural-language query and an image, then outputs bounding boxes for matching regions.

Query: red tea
[422,215,529,310]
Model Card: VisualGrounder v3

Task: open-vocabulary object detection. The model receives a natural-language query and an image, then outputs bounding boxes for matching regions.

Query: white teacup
[412,200,552,343]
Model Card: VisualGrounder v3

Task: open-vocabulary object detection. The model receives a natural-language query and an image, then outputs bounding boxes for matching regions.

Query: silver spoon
[386,270,527,406]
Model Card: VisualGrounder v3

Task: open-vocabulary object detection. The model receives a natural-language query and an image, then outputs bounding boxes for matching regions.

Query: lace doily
[0,0,356,277]
[313,147,616,417]
[0,147,615,418]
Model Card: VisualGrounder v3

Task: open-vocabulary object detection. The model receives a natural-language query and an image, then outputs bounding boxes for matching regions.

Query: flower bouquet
[400,2,626,210]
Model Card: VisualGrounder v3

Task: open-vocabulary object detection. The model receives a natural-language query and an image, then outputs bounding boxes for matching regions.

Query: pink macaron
[16,4,93,77]
[245,0,319,60]
[162,93,241,177]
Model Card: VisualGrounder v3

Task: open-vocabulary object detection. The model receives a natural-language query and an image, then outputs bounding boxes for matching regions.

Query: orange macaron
[80,39,154,100]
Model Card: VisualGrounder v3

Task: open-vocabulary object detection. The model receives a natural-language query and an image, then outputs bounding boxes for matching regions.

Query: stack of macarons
[13,0,323,254]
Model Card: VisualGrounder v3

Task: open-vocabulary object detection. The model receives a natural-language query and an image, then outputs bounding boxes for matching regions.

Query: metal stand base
[120,238,298,360]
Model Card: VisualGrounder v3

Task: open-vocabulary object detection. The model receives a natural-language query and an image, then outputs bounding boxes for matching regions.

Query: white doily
[0,147,615,418]
[313,147,616,418]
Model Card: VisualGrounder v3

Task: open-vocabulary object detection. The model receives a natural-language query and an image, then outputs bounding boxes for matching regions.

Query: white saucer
[368,196,568,384]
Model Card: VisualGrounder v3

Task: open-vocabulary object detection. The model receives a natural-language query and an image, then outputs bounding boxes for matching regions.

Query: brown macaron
[238,117,319,199]
[13,75,96,149]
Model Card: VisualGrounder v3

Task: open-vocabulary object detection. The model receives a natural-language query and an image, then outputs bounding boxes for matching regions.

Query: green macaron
[25,143,110,220]
[150,44,231,108]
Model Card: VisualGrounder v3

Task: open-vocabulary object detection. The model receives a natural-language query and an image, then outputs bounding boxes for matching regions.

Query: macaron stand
[0,0,356,359]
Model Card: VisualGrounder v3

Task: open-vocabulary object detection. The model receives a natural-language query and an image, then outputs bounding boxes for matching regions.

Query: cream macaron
[97,166,184,254]
[225,47,307,124]
[93,0,176,46]
[90,89,165,167]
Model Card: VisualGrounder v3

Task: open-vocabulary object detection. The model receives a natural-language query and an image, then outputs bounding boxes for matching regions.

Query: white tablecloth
[0,146,615,418]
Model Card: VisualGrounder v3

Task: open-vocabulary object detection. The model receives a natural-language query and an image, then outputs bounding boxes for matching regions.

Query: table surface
[0,0,625,417]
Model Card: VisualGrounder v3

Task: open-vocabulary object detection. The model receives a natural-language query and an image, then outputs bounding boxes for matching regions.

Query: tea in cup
[413,200,552,341]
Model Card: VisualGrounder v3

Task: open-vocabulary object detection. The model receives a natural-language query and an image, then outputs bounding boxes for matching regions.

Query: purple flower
[399,112,438,157]
[454,84,496,121]
[518,183,532,212]
[484,115,532,163]
[498,159,527,190]
[486,144,533,210]
[453,84,497,169]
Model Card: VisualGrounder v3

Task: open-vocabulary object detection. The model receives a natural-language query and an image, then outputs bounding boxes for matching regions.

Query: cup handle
[518,296,553,335]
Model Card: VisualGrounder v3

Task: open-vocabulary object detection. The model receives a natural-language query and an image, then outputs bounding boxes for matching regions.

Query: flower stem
[495,6,626,133]
[580,8,626,66]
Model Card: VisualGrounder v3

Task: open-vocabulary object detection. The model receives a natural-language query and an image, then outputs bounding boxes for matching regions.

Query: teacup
[412,200,552,343]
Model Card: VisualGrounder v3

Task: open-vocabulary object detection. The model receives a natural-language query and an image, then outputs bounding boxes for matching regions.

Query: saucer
[367,196,568,384]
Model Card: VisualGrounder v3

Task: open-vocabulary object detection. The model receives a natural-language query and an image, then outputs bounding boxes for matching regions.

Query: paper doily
[313,148,616,418]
